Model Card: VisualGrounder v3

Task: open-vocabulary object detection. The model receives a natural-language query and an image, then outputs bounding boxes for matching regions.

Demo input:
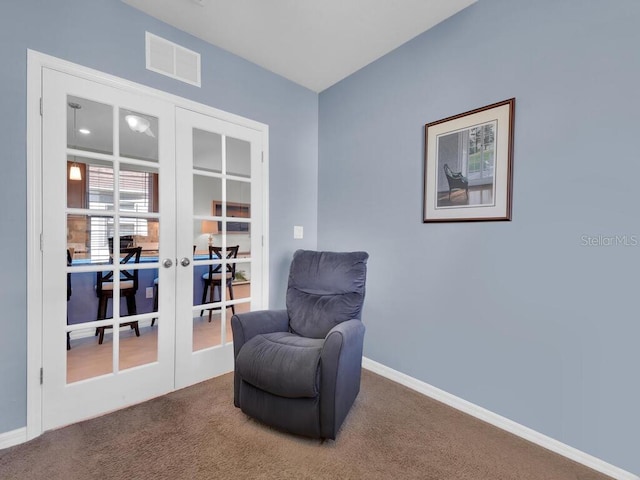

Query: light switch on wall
[294,226,304,239]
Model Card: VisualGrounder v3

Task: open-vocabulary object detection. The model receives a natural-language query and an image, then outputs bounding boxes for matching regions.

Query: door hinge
[261,235,264,247]
[40,367,43,385]
[261,151,264,163]
[40,233,43,252]
[40,98,43,116]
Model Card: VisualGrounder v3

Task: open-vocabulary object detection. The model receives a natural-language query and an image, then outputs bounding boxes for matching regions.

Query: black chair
[232,250,369,439]
[443,163,469,200]
[95,246,142,344]
[150,276,159,327]
[66,249,73,351]
[108,235,134,252]
[200,245,239,321]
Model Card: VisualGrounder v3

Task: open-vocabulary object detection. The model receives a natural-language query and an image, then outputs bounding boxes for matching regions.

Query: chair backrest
[97,246,142,294]
[443,163,454,179]
[208,245,239,279]
[67,249,73,300]
[108,236,134,253]
[286,250,368,339]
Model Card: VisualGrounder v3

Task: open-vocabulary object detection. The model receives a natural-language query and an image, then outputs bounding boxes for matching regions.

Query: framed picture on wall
[423,98,515,222]
[211,201,250,233]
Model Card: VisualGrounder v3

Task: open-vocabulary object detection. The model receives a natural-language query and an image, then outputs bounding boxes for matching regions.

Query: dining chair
[95,246,142,344]
[107,235,134,252]
[66,248,73,350]
[200,245,239,321]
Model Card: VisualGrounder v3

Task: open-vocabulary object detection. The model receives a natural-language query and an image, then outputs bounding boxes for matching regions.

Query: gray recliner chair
[231,249,369,439]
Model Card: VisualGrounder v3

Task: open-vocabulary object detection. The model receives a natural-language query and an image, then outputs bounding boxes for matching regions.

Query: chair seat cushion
[100,280,134,290]
[202,272,232,281]
[236,332,324,399]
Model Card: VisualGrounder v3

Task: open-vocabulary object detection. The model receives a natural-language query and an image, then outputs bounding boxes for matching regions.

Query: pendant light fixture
[68,102,82,181]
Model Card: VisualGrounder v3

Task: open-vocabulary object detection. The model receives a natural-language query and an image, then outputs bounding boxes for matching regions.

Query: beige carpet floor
[0,370,613,479]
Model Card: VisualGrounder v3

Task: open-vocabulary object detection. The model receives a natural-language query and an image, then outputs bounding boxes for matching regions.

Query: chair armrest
[319,319,366,439]
[231,309,289,408]
[231,309,289,359]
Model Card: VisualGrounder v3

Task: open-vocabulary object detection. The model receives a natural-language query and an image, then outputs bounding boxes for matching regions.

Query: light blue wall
[0,0,318,433]
[3,0,638,474]
[319,0,639,474]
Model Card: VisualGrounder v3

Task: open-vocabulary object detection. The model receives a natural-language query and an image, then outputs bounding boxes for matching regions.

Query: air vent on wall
[145,32,201,87]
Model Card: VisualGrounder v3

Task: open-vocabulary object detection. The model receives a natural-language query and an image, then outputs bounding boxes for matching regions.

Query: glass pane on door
[192,308,231,352]
[67,157,115,211]
[193,175,222,214]
[226,136,251,178]
[67,213,113,263]
[229,260,251,303]
[119,109,159,162]
[119,165,159,213]
[119,318,158,371]
[67,333,113,384]
[193,129,222,173]
[67,96,113,155]
[193,175,222,252]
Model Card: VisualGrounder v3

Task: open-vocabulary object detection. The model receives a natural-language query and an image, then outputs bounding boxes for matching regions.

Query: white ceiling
[122,0,476,92]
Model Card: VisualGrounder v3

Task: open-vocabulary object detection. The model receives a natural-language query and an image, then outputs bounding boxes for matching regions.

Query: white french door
[41,68,176,429]
[175,108,263,388]
[39,66,266,430]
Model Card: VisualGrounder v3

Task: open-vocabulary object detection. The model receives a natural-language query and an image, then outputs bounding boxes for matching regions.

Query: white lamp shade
[69,164,82,181]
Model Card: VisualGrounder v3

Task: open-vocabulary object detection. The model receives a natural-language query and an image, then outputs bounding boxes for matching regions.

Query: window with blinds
[88,165,151,259]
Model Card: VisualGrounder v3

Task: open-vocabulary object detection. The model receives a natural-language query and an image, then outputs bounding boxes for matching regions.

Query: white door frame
[26,50,269,441]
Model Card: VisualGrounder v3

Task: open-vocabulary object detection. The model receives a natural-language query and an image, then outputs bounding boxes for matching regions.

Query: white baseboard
[362,357,639,480]
[0,427,27,450]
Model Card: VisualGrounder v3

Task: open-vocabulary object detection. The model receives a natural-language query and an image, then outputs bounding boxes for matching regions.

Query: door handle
[162,258,173,268]
[180,257,191,267]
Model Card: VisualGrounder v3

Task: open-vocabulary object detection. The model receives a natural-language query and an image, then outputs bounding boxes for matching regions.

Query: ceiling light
[125,114,156,138]
[78,128,91,135]
[125,114,150,133]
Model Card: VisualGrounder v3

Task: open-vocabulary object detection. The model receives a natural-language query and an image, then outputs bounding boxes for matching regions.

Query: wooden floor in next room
[66,301,249,384]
